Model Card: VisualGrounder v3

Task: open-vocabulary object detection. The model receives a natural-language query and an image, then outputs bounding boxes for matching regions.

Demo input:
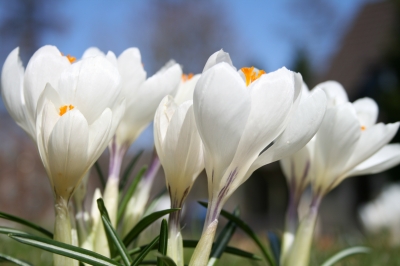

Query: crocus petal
[106,51,118,67]
[117,48,146,99]
[1,47,34,138]
[251,88,327,172]
[202,50,234,72]
[193,62,250,180]
[87,108,113,163]
[234,68,301,172]
[24,45,70,122]
[313,103,361,193]
[344,122,399,173]
[47,109,89,198]
[280,145,312,190]
[315,81,348,108]
[353,97,378,128]
[81,47,105,59]
[57,56,121,124]
[174,74,201,104]
[347,144,400,177]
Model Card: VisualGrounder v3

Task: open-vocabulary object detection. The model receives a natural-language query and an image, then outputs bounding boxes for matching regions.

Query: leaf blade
[131,236,159,266]
[0,211,53,238]
[157,219,168,266]
[0,252,32,266]
[320,246,371,266]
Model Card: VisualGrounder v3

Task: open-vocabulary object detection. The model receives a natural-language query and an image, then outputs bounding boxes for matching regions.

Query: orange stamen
[182,73,194,82]
[59,105,75,116]
[241,67,266,86]
[66,55,76,63]
[361,125,366,131]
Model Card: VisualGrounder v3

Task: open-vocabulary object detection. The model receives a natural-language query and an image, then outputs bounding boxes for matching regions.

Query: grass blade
[9,233,122,266]
[123,209,179,247]
[0,253,32,266]
[117,166,147,223]
[320,246,371,266]
[120,150,144,191]
[156,255,177,266]
[198,201,275,266]
[131,236,159,266]
[0,211,53,238]
[157,219,168,266]
[97,199,132,265]
[95,161,106,189]
[0,226,30,235]
[208,208,239,266]
[266,231,280,264]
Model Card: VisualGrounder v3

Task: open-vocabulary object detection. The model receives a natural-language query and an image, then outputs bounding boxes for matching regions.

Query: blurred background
[1,0,400,256]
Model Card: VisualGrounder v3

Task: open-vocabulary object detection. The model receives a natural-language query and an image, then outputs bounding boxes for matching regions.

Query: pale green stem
[280,187,301,265]
[54,196,77,266]
[189,198,222,266]
[284,194,322,266]
[167,202,184,266]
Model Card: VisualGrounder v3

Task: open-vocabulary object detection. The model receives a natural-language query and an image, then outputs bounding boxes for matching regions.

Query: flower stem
[284,194,322,266]
[167,202,184,266]
[54,196,76,266]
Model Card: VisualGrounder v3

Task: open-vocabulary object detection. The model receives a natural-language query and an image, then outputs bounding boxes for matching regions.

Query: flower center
[361,125,366,131]
[241,67,266,86]
[59,105,75,116]
[182,73,194,82]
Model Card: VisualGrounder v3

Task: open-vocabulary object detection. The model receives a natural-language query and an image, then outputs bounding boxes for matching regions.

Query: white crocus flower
[285,82,400,266]
[189,50,327,266]
[1,46,75,141]
[154,96,204,266]
[174,73,201,105]
[35,55,124,266]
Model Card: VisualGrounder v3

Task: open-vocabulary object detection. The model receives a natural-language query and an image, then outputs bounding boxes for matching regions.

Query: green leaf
[157,219,168,266]
[120,150,144,191]
[183,240,261,261]
[8,233,122,266]
[0,252,32,266]
[123,209,179,247]
[97,199,117,257]
[131,236,159,266]
[138,261,157,265]
[117,166,147,223]
[266,231,280,264]
[0,226,30,235]
[208,208,239,266]
[94,161,106,189]
[320,246,371,266]
[156,255,177,266]
[198,201,275,266]
[97,199,132,266]
[0,211,53,238]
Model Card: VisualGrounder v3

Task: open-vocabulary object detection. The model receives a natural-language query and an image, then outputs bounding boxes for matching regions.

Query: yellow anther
[361,125,366,131]
[241,67,266,86]
[182,73,194,82]
[60,52,76,63]
[59,105,75,116]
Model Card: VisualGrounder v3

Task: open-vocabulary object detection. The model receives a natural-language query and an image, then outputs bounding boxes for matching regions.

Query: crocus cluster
[1,45,400,266]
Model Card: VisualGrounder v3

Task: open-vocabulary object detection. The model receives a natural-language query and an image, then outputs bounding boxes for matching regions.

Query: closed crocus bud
[35,55,124,266]
[154,96,204,266]
[1,46,74,141]
[189,50,327,266]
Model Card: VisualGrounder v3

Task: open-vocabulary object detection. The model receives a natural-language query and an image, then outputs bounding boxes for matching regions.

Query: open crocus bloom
[36,55,124,200]
[310,81,400,196]
[154,95,204,266]
[284,82,400,266]
[189,50,327,265]
[1,46,75,141]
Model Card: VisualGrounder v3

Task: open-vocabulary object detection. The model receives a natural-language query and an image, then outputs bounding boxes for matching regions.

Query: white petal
[47,109,89,198]
[81,47,105,59]
[154,96,177,161]
[118,63,181,145]
[87,108,113,163]
[202,50,235,73]
[174,74,201,104]
[106,51,118,67]
[348,144,400,177]
[193,62,250,180]
[117,48,146,99]
[251,88,327,171]
[280,145,312,190]
[313,103,361,192]
[314,81,348,108]
[57,56,121,124]
[233,68,300,172]
[1,47,34,138]
[24,45,70,122]
[353,98,378,128]
[344,122,399,173]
